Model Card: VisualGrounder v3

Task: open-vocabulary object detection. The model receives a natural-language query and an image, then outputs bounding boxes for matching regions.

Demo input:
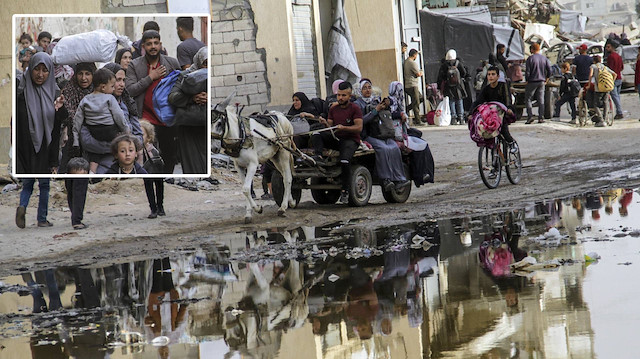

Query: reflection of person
[585,191,603,220]
[619,189,633,216]
[346,266,378,340]
[145,258,189,358]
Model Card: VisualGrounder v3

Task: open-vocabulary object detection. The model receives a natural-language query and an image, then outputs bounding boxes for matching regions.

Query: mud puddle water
[0,188,639,358]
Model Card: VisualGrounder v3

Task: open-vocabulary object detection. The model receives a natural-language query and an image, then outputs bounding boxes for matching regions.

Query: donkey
[212,100,296,223]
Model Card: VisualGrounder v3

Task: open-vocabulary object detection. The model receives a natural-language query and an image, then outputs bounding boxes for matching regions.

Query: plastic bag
[434,96,451,126]
[52,29,130,65]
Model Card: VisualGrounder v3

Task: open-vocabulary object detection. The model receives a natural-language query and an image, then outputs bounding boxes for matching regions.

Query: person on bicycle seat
[470,66,518,154]
[587,55,616,127]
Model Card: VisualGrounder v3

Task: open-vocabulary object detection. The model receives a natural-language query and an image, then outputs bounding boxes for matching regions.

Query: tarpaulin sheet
[431,5,493,24]
[524,23,556,44]
[559,10,587,34]
[420,10,524,83]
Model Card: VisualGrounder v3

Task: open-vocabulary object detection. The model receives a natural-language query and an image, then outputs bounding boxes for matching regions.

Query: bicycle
[478,134,522,189]
[577,88,614,127]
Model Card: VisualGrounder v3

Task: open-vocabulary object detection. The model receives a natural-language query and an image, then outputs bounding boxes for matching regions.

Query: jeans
[19,178,50,223]
[525,81,545,120]
[611,79,622,115]
[554,93,577,119]
[449,98,464,122]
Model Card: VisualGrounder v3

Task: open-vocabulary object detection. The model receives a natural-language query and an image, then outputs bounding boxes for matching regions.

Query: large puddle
[0,188,639,358]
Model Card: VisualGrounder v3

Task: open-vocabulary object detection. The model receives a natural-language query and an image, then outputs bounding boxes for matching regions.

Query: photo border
[12,13,211,179]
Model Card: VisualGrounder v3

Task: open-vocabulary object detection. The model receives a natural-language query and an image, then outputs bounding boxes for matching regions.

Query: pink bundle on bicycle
[468,101,515,148]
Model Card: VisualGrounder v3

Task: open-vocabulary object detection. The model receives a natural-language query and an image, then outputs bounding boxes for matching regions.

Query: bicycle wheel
[605,94,614,126]
[504,140,522,184]
[478,144,501,189]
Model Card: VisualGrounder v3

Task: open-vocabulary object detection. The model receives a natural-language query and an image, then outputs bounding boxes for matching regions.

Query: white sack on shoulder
[52,29,130,65]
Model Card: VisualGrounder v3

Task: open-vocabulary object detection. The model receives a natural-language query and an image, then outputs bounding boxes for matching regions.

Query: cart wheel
[381,164,412,203]
[310,178,341,205]
[271,171,301,208]
[348,165,372,207]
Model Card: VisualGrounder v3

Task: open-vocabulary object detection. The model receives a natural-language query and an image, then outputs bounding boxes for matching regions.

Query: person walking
[437,49,468,125]
[605,41,624,119]
[573,44,593,85]
[524,43,551,124]
[403,49,423,125]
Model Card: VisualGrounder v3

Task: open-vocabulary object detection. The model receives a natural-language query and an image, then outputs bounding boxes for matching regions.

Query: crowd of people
[14,18,208,228]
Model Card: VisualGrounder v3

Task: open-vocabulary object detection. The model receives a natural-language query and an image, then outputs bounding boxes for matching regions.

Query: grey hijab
[20,52,57,153]
[186,47,208,73]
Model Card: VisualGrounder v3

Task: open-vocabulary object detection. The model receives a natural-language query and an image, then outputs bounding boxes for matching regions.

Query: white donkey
[212,99,296,223]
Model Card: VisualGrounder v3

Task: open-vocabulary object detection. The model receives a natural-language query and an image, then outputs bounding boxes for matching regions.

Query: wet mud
[1,187,638,358]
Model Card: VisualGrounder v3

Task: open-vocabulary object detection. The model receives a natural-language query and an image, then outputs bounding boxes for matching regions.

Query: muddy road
[1,95,640,275]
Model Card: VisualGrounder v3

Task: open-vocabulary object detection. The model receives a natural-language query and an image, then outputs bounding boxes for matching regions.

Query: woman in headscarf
[323,79,345,118]
[115,48,134,71]
[60,62,96,173]
[15,52,67,228]
[288,91,322,149]
[78,62,141,173]
[168,46,208,174]
[354,78,410,192]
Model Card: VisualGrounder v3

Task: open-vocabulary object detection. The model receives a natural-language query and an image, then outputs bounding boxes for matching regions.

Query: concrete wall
[0,0,102,165]
[345,0,400,96]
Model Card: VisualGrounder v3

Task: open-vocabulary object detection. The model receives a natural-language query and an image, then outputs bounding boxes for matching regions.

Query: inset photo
[12,14,210,178]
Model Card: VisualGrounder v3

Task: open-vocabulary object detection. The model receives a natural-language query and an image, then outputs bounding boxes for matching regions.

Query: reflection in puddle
[0,188,638,358]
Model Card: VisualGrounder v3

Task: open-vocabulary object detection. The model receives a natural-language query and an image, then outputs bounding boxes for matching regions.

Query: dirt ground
[1,93,640,277]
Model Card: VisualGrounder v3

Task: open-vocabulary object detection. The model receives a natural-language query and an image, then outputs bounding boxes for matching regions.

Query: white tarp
[431,5,493,24]
[559,10,587,34]
[324,0,361,86]
[493,24,525,60]
[524,22,556,44]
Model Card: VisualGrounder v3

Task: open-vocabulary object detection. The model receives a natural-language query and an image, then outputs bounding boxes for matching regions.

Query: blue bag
[152,69,181,127]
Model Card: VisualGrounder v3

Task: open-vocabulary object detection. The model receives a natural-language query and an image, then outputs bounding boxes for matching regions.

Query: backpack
[567,75,581,97]
[152,69,181,127]
[447,60,461,88]
[369,109,395,140]
[596,64,614,92]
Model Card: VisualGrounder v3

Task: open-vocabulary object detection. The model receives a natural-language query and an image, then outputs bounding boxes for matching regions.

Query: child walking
[553,62,578,123]
[106,134,147,174]
[65,157,90,229]
[140,120,165,219]
[73,68,129,173]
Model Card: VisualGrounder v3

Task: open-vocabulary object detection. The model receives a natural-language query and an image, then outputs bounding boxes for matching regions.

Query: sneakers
[614,114,624,119]
[488,170,498,179]
[158,207,166,216]
[339,191,349,204]
[16,206,25,229]
[37,220,53,227]
[525,118,534,124]
[261,193,273,200]
[538,119,545,123]
[508,141,519,154]
[568,119,577,125]
[73,223,88,230]
[148,211,158,219]
[595,121,606,127]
